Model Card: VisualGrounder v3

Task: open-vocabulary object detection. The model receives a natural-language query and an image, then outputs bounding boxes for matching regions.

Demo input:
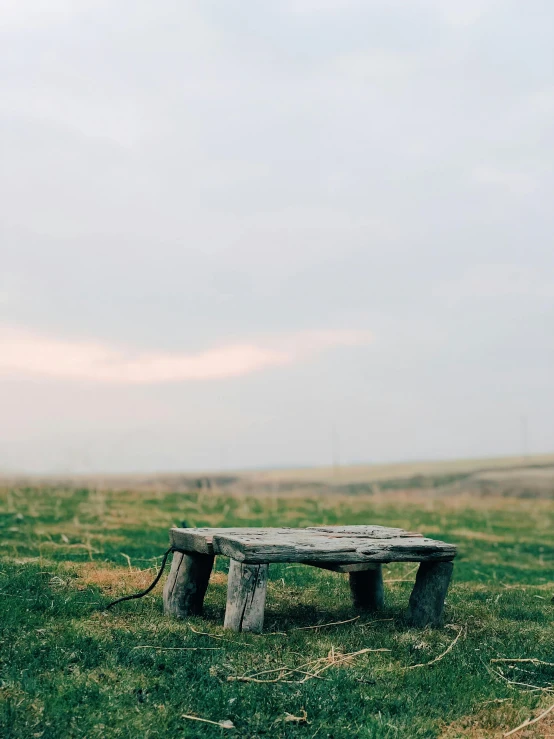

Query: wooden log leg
[349,566,384,611]
[224,560,268,633]
[163,551,214,618]
[407,561,453,628]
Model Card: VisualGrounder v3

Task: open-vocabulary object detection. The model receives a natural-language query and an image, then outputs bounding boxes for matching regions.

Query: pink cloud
[0,325,372,385]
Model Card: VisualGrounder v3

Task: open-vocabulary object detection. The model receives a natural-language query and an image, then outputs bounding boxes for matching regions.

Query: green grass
[1,486,554,738]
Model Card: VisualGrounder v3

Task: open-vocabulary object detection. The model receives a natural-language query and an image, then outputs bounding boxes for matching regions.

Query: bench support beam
[407,561,453,627]
[349,565,384,611]
[163,551,214,618]
[224,560,268,633]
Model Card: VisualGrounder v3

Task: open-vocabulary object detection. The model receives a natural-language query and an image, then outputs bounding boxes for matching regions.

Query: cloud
[0,325,372,385]
[284,0,496,27]
[436,265,554,300]
[425,0,499,27]
[472,166,537,196]
[1,0,106,29]
[331,49,415,85]
[281,0,364,13]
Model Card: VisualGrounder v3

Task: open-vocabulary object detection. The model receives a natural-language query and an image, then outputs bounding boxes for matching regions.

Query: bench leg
[224,560,268,633]
[163,551,214,618]
[349,566,384,611]
[407,561,453,628]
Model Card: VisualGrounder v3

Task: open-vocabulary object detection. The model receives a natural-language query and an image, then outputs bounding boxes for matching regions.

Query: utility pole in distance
[520,415,529,462]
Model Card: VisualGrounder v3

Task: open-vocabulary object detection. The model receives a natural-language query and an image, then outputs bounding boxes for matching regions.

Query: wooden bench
[163,525,456,632]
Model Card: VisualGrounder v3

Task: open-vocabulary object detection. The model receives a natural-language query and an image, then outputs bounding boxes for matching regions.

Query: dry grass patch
[60,561,228,597]
[441,703,554,739]
[209,572,227,586]
[451,529,508,543]
[63,562,159,595]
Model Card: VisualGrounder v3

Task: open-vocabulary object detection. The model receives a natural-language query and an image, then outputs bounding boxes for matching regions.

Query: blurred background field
[4,451,554,497]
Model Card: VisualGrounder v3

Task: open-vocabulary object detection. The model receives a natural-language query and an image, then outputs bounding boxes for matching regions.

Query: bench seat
[163,525,457,632]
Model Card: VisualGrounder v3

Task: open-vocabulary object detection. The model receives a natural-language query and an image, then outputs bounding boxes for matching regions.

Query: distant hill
[2,452,554,497]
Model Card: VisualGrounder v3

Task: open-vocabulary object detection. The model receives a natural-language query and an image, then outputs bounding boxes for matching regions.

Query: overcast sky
[1,0,553,473]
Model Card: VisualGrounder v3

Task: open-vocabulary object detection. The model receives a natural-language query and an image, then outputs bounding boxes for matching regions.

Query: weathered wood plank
[170,527,294,554]
[169,526,456,566]
[223,560,268,633]
[349,566,384,610]
[356,537,456,560]
[213,533,456,564]
[169,525,424,555]
[163,551,214,618]
[407,561,453,628]
[309,526,423,539]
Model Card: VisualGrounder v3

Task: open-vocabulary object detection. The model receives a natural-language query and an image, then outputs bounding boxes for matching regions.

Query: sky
[1,0,553,474]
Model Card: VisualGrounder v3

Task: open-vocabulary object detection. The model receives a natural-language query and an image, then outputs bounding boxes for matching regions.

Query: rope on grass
[104,547,175,610]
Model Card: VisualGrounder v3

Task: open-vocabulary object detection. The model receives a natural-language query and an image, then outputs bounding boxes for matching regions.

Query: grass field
[1,469,554,738]
[248,454,554,486]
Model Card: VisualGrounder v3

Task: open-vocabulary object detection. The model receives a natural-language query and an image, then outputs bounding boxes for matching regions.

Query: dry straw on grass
[228,646,391,685]
[292,616,360,631]
[181,714,235,729]
[403,624,465,671]
[504,702,554,737]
